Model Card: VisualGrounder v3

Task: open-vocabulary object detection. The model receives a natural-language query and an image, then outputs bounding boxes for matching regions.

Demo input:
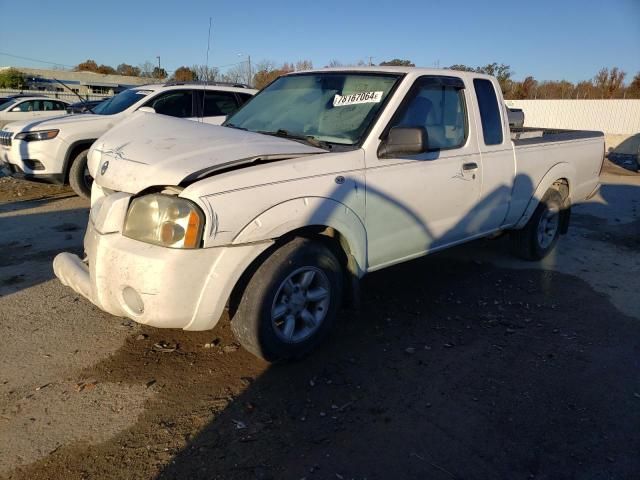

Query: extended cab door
[364,75,482,270]
[468,77,515,231]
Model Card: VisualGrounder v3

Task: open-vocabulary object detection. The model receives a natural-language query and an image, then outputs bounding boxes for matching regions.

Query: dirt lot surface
[0,166,638,480]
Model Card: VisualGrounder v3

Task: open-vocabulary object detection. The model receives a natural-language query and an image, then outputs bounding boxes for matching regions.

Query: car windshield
[224,72,401,146]
[0,99,17,111]
[92,89,151,115]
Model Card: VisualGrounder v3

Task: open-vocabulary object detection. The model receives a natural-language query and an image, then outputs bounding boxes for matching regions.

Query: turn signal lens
[123,194,205,248]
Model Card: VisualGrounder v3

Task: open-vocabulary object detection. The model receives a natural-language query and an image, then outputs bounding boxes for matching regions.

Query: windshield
[92,89,151,115]
[0,99,17,111]
[224,72,401,145]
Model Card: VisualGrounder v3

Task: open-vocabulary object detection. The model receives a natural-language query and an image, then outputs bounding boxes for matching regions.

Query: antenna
[201,17,212,123]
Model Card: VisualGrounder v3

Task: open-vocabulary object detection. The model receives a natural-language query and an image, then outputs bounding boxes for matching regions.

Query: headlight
[123,194,205,249]
[14,129,59,142]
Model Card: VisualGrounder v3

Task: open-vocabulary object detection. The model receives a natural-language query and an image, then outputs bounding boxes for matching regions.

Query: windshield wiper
[225,123,248,131]
[258,129,331,150]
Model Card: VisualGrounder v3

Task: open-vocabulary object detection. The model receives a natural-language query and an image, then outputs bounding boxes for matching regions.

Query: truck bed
[507,127,604,221]
[510,127,604,146]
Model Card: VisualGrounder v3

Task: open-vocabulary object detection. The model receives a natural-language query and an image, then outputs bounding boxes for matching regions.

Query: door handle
[462,162,478,171]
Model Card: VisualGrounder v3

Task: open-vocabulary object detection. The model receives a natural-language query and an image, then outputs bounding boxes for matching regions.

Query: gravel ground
[0,167,638,480]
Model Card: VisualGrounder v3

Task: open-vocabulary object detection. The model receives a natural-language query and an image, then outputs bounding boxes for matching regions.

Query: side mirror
[10,107,21,112]
[138,106,156,114]
[378,126,428,158]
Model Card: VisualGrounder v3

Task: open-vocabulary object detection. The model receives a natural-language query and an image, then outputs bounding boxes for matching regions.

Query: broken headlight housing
[123,194,204,249]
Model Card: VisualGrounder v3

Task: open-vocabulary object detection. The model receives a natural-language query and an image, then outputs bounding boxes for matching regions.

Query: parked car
[0,96,69,128]
[66,99,109,114]
[0,93,40,104]
[53,67,604,361]
[507,106,525,128]
[0,83,256,197]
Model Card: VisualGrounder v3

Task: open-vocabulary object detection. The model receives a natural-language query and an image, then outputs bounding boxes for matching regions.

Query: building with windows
[0,66,151,98]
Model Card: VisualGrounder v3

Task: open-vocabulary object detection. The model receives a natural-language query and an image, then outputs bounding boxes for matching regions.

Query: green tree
[449,63,513,94]
[379,59,415,67]
[0,68,26,88]
[152,67,168,80]
[448,64,476,72]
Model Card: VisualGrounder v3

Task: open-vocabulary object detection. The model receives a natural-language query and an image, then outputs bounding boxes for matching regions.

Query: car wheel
[511,189,564,261]
[231,237,344,362]
[68,149,93,199]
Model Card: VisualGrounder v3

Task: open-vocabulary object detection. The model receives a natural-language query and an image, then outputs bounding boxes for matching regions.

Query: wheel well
[63,141,96,183]
[227,226,357,319]
[551,178,570,204]
[551,178,571,233]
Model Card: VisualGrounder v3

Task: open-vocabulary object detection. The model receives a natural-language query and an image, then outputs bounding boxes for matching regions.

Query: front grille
[0,130,12,147]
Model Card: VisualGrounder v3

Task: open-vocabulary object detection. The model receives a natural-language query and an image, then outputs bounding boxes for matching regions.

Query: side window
[147,91,193,118]
[42,100,54,111]
[473,79,503,145]
[203,91,239,116]
[54,101,66,110]
[392,79,467,150]
[236,93,252,106]
[16,101,35,112]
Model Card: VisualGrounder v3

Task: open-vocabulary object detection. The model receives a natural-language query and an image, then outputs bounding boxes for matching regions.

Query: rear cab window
[473,79,503,145]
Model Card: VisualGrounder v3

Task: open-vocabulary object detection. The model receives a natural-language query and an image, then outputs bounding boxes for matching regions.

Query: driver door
[365,76,482,270]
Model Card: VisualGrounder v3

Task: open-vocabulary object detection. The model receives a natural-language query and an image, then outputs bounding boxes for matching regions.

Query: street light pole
[238,53,252,87]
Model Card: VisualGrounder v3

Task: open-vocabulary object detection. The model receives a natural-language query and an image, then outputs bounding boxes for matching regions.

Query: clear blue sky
[1,0,638,82]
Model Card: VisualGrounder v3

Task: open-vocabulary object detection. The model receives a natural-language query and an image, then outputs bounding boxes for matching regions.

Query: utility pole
[368,56,373,66]
[238,53,252,87]
[156,56,161,70]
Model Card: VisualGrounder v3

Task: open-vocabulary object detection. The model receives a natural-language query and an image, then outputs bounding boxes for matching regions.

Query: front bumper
[1,135,68,179]
[53,220,272,330]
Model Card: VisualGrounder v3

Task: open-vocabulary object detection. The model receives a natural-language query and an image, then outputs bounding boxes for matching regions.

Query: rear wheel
[68,149,93,199]
[231,237,343,362]
[511,189,564,261]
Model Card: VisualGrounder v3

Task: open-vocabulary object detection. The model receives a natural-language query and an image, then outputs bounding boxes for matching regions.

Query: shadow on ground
[7,252,640,480]
[0,205,87,294]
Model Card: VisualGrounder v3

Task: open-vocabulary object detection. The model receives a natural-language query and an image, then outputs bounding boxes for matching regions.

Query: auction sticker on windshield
[333,91,383,107]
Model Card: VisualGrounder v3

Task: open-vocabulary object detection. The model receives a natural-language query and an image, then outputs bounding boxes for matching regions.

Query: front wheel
[510,189,564,260]
[231,237,343,362]
[68,149,93,199]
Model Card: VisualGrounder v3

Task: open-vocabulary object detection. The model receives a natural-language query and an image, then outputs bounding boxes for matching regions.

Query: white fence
[506,100,640,135]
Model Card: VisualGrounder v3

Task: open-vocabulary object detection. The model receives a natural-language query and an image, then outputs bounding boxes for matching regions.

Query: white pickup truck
[0,83,255,197]
[53,67,604,361]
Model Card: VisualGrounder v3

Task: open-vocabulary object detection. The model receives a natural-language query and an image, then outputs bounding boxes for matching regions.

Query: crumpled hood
[89,112,325,193]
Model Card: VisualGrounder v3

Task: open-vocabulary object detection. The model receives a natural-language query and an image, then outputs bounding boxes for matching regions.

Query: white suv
[0,96,70,128]
[0,83,256,197]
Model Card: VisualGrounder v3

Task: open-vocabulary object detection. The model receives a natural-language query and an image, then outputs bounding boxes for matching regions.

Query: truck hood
[89,112,326,194]
[1,113,116,135]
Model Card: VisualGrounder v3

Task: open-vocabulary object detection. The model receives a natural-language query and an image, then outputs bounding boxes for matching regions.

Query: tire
[68,149,93,199]
[231,237,344,362]
[510,189,564,261]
